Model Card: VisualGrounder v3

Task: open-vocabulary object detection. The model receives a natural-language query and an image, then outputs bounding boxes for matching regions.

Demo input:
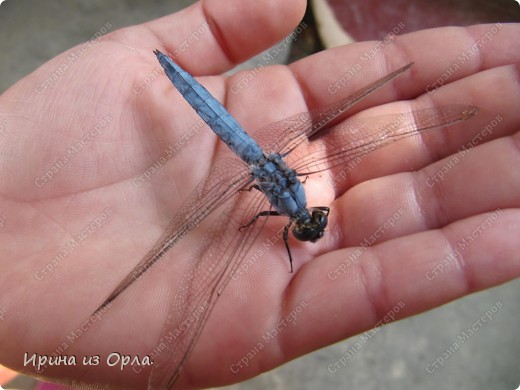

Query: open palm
[1,1,519,389]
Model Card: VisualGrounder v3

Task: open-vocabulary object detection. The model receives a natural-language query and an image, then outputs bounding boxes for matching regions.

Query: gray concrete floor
[0,1,519,389]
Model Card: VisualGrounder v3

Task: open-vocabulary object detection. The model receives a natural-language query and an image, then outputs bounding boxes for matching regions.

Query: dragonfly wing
[93,156,251,313]
[253,63,414,156]
[289,105,478,175]
[148,180,270,389]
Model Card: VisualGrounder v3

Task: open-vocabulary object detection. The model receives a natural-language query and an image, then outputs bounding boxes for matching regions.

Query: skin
[0,0,519,388]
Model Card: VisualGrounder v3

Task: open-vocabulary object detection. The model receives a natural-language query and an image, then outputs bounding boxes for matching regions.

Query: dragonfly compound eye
[292,210,328,242]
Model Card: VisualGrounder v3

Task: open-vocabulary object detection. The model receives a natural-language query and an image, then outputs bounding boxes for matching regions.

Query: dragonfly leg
[239,210,281,231]
[239,184,262,192]
[282,220,295,273]
[239,211,296,273]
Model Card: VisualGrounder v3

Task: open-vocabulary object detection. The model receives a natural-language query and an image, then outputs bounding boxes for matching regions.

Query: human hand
[0,0,518,388]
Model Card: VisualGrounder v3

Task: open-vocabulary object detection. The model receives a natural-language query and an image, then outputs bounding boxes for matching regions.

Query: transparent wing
[148,180,270,389]
[93,157,252,313]
[253,63,414,155]
[92,61,478,390]
[288,104,478,175]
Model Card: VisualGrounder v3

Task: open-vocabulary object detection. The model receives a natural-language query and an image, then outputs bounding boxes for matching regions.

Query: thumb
[141,0,307,74]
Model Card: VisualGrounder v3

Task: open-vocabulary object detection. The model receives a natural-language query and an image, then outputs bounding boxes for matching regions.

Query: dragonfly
[93,50,478,389]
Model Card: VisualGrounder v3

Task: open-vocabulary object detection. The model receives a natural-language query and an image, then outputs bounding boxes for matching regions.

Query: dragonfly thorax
[251,153,307,217]
[251,154,330,243]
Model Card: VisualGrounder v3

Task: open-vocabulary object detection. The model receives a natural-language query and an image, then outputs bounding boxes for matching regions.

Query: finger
[323,63,520,245]
[135,0,306,74]
[280,209,520,362]
[287,24,520,113]
[230,25,520,150]
[322,63,520,189]
[336,128,520,246]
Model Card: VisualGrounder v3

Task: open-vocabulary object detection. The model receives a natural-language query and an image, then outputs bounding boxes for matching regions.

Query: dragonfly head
[293,208,329,243]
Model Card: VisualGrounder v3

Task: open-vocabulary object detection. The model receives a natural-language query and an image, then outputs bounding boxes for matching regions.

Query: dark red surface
[327,0,520,41]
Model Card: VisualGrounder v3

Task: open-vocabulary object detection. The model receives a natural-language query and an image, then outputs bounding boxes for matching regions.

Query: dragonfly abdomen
[155,50,264,165]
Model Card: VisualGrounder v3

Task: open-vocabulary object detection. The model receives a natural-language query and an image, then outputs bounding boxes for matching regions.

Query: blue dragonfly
[94,50,477,389]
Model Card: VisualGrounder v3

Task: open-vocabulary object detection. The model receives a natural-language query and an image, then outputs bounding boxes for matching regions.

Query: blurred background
[0,0,519,389]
